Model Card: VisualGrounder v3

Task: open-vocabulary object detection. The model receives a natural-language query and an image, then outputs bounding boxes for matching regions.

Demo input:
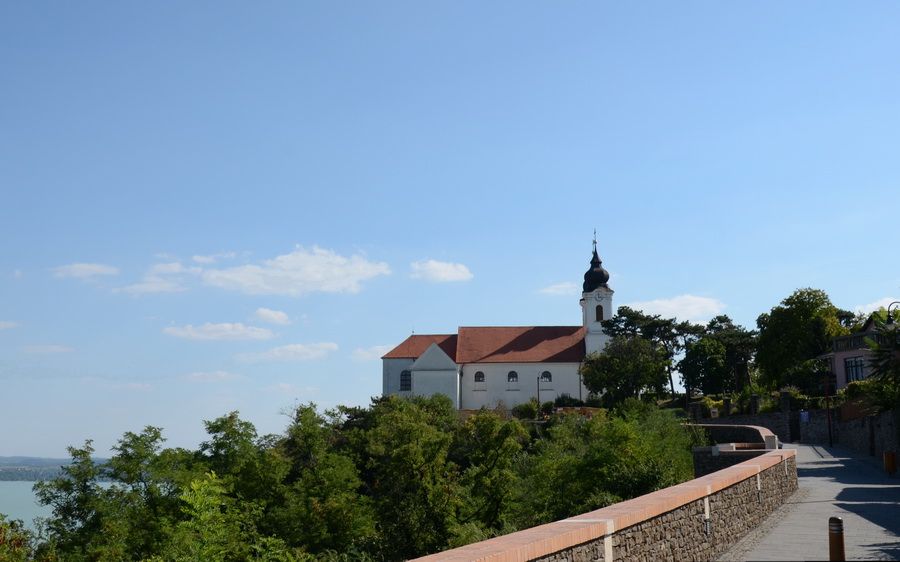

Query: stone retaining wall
[705,408,900,459]
[415,449,798,561]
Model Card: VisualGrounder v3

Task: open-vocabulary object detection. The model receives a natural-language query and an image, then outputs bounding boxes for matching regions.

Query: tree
[864,318,900,407]
[448,411,527,539]
[602,306,703,395]
[679,337,729,395]
[580,336,668,406]
[0,515,33,562]
[704,315,757,392]
[271,404,375,552]
[756,288,849,391]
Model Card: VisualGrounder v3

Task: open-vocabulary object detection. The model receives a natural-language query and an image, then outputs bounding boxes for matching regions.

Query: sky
[2,2,899,457]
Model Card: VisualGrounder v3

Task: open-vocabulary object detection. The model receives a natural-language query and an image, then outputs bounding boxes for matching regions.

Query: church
[381,243,614,409]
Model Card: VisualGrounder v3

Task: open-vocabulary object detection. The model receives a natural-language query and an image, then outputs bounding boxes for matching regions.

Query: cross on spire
[593,229,597,253]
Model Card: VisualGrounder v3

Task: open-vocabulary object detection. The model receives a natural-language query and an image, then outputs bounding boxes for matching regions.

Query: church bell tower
[580,237,613,356]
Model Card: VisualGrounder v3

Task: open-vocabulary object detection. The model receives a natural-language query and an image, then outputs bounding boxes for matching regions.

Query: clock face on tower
[594,293,603,301]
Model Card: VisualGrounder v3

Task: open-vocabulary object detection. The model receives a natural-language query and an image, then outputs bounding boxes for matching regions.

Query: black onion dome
[582,248,610,292]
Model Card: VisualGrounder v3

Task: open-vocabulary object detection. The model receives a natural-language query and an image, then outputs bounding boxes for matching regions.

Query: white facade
[459,362,586,409]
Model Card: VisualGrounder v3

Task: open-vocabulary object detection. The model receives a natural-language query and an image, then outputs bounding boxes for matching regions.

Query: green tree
[0,515,33,562]
[270,404,375,553]
[756,288,849,390]
[580,336,668,406]
[704,315,756,391]
[448,411,527,540]
[602,306,704,395]
[33,441,108,561]
[864,318,900,408]
[363,395,460,559]
[679,337,729,395]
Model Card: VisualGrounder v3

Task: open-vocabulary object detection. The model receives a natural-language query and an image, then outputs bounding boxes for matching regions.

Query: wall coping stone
[414,447,796,562]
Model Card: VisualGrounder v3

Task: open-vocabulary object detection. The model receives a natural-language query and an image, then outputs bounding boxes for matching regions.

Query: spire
[583,234,610,292]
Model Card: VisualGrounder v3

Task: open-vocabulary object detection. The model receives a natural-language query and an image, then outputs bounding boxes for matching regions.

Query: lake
[0,481,51,530]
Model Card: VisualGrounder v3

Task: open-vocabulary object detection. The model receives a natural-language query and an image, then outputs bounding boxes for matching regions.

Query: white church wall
[383,357,414,396]
[459,363,586,410]
[410,369,460,409]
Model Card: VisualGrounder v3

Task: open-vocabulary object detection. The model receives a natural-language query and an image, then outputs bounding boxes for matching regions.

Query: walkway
[719,443,900,561]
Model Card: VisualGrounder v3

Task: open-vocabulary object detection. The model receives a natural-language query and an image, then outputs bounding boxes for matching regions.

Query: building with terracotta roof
[382,244,614,409]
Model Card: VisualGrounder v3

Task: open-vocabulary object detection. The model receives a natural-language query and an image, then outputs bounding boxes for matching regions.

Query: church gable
[410,342,458,371]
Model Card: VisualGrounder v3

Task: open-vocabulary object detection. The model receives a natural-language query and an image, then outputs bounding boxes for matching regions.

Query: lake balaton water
[0,481,52,530]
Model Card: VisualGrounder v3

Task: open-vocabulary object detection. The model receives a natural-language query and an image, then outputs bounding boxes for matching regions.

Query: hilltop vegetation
[0,396,700,561]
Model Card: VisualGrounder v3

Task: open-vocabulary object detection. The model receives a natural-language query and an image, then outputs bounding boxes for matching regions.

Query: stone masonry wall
[698,409,900,459]
[532,456,798,562]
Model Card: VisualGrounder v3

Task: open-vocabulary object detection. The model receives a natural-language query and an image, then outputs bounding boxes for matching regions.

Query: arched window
[540,371,552,383]
[507,371,518,383]
[474,371,485,383]
[400,370,412,391]
[596,304,604,322]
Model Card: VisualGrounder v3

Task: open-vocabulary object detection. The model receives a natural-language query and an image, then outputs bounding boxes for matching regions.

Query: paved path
[719,443,900,561]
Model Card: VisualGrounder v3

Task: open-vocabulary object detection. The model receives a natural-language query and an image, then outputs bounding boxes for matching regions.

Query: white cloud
[120,276,186,295]
[186,370,243,382]
[201,246,390,296]
[118,262,200,294]
[238,342,338,362]
[163,323,275,341]
[53,263,119,279]
[149,262,188,275]
[0,321,17,330]
[410,259,473,282]
[624,294,726,323]
[255,307,290,325]
[265,383,318,396]
[192,252,236,264]
[539,282,581,296]
[121,382,152,391]
[352,345,393,361]
[24,344,74,354]
[854,297,899,315]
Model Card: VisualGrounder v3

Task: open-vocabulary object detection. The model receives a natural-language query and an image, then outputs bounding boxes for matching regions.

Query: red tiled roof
[381,334,458,360]
[456,326,585,363]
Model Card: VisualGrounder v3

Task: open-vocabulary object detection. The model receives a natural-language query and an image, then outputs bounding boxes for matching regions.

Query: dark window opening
[474,371,485,383]
[596,304,604,322]
[400,370,412,391]
[845,357,866,382]
[540,371,552,383]
[507,371,518,383]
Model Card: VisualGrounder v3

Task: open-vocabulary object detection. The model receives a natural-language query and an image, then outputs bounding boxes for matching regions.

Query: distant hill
[0,456,109,481]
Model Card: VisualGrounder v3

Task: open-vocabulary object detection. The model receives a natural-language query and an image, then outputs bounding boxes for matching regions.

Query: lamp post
[887,301,900,325]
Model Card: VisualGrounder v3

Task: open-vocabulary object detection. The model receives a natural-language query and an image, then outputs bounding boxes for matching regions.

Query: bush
[511,400,539,420]
[540,401,555,416]
[553,394,585,408]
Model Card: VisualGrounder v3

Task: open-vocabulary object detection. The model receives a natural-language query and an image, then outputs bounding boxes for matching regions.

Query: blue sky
[2,2,899,456]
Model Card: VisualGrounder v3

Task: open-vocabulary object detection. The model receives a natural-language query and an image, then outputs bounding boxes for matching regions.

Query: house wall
[830,348,873,389]
[382,357,414,396]
[410,369,460,408]
[459,362,587,409]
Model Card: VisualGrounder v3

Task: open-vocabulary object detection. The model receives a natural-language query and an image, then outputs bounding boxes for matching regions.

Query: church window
[596,305,604,322]
[474,371,485,383]
[540,371,552,383]
[400,370,412,391]
[507,371,518,383]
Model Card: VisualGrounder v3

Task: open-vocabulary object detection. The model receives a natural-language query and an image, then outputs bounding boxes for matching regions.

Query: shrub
[553,394,584,408]
[511,400,539,420]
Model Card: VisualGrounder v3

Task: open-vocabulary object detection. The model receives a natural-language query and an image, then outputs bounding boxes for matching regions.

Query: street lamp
[887,301,900,325]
